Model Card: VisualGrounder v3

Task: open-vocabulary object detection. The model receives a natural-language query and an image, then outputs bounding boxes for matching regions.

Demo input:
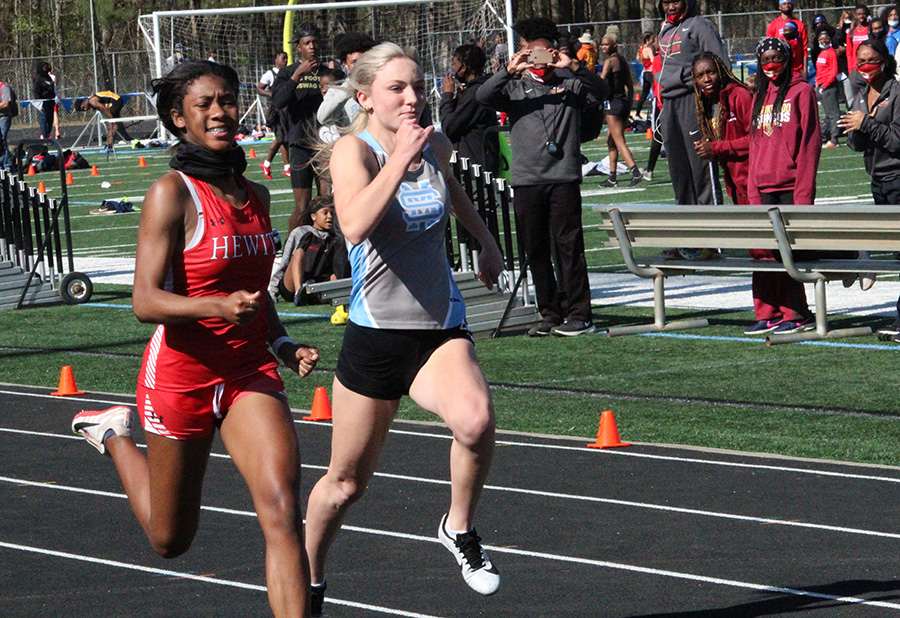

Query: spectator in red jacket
[691,51,752,204]
[815,26,841,147]
[767,1,808,74]
[781,21,805,74]
[745,36,820,335]
[846,5,872,99]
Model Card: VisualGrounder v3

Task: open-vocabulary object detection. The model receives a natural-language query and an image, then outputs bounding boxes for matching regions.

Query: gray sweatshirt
[657,0,728,100]
[476,66,604,187]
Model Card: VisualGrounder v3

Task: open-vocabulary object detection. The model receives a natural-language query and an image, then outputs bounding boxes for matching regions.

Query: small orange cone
[645,128,653,140]
[66,172,74,185]
[587,410,630,449]
[303,386,332,421]
[138,156,146,167]
[27,165,36,175]
[51,366,86,396]
[249,148,256,158]
[37,181,46,194]
[91,165,99,176]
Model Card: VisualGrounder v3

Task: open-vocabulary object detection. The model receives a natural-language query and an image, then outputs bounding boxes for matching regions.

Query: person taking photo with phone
[477,38,608,337]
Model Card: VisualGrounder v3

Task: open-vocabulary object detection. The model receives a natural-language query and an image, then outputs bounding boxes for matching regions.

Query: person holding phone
[477,38,608,336]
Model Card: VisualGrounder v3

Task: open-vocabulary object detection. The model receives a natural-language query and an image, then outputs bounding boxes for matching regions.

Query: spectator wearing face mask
[809,13,829,63]
[767,1,808,75]
[847,5,872,97]
[815,26,841,147]
[880,5,900,55]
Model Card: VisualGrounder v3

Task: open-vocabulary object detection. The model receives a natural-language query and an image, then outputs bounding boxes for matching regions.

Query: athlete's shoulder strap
[174,170,205,251]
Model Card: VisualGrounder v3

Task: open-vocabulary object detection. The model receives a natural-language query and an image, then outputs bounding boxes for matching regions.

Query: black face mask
[871,30,887,40]
[169,141,248,179]
[783,29,798,41]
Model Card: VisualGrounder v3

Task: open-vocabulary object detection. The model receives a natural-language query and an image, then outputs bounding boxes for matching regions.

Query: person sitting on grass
[268,195,337,306]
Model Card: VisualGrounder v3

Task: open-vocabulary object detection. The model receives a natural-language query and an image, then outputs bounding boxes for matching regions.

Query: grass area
[6,132,900,468]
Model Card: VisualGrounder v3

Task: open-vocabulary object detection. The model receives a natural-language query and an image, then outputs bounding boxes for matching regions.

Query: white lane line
[3,384,900,485]
[5,501,899,611]
[0,541,445,618]
[387,428,900,483]
[4,458,900,542]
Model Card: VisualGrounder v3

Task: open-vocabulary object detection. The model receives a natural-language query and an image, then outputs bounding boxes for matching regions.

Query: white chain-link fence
[1,5,892,137]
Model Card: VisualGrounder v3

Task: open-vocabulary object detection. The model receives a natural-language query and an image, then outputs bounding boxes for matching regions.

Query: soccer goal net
[138,0,512,130]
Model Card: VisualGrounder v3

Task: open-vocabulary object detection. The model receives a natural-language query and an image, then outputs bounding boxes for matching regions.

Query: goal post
[138,0,513,130]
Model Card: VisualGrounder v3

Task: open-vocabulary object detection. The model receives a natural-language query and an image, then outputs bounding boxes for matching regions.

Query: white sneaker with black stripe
[438,514,500,595]
[71,406,134,455]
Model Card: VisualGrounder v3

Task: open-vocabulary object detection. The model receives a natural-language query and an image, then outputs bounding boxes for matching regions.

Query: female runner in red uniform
[72,61,318,618]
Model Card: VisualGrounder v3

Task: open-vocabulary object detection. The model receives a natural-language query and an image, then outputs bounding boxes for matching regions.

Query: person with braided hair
[691,51,752,205]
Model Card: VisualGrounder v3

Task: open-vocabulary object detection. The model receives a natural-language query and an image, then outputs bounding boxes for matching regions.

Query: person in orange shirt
[575,31,598,71]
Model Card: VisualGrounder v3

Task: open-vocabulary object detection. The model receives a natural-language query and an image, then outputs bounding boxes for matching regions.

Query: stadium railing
[0,140,92,310]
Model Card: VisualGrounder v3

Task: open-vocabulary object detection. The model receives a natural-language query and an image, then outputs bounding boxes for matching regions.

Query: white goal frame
[139,0,513,132]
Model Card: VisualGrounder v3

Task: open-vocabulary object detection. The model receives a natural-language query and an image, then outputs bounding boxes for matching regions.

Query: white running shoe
[438,513,500,595]
[72,406,134,455]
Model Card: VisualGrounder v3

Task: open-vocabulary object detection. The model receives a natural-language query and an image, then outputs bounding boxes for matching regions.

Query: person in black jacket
[271,22,325,231]
[32,62,55,139]
[439,44,499,174]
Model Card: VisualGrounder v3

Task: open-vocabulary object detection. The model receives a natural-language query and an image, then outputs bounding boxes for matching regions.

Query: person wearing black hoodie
[439,44,499,174]
[657,0,728,206]
[32,62,55,140]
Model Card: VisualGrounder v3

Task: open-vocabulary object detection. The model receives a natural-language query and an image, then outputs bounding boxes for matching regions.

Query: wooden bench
[305,270,542,339]
[598,205,900,344]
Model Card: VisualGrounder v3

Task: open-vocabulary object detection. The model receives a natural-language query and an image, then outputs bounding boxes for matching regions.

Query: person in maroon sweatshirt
[691,51,752,204]
[746,37,820,335]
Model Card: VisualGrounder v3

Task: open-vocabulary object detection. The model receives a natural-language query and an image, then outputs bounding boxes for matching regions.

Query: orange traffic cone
[37,181,46,194]
[249,148,256,158]
[51,365,86,396]
[587,410,630,449]
[645,128,653,140]
[138,156,146,167]
[27,165,36,175]
[66,172,74,185]
[91,165,99,176]
[302,386,332,421]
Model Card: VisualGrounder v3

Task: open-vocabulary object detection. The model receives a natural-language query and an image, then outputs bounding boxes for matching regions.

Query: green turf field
[5,132,900,468]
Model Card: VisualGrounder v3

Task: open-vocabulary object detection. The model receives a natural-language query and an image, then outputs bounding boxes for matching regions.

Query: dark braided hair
[751,38,792,133]
[453,44,488,76]
[152,61,240,137]
[692,51,749,142]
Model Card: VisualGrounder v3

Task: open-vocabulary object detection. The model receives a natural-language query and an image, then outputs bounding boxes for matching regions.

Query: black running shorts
[289,146,315,189]
[335,321,474,400]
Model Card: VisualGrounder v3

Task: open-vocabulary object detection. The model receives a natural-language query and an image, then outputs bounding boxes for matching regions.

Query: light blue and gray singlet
[347,130,466,330]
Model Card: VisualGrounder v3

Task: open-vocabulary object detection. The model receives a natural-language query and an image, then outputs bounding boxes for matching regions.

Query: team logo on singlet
[398,179,443,232]
[756,103,792,136]
[209,231,279,259]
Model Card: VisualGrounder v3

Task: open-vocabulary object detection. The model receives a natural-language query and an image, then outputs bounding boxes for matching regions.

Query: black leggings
[634,71,654,117]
